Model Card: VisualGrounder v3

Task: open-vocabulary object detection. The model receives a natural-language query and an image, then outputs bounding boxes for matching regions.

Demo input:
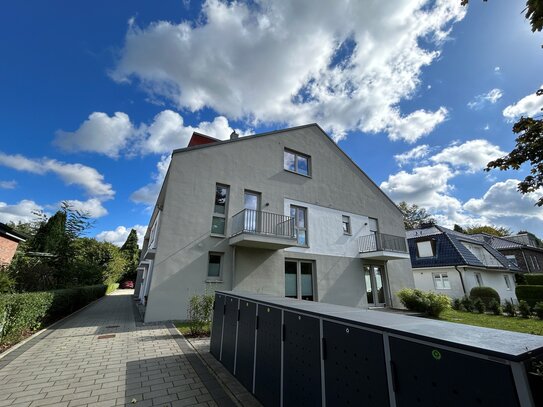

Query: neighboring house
[470,233,543,275]
[136,124,414,322]
[407,225,519,302]
[0,223,27,265]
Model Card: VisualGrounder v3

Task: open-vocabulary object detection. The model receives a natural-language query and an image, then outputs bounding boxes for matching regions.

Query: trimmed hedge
[515,285,543,308]
[525,274,543,286]
[397,288,451,317]
[469,286,500,308]
[0,284,109,346]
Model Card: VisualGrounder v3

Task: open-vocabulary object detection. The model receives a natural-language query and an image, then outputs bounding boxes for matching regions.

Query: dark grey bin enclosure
[210,291,543,407]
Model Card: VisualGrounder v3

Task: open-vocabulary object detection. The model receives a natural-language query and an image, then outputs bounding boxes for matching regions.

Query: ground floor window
[207,252,223,279]
[285,260,315,301]
[474,272,483,287]
[504,274,512,290]
[433,272,451,290]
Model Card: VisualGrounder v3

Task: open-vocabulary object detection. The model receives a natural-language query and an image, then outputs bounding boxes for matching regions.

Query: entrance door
[244,191,260,232]
[364,265,386,306]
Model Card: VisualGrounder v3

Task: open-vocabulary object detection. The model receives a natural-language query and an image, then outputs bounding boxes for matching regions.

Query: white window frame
[503,274,512,291]
[505,255,518,267]
[416,240,435,258]
[342,215,351,235]
[284,149,311,176]
[207,252,223,281]
[211,184,229,236]
[432,273,451,290]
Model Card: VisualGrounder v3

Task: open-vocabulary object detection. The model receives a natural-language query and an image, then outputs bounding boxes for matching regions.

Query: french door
[364,265,386,306]
[285,260,315,301]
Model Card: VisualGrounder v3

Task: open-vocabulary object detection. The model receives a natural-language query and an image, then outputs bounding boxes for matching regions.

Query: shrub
[472,297,486,314]
[0,284,107,346]
[518,300,532,318]
[515,285,543,308]
[469,286,500,308]
[487,299,502,315]
[534,302,543,320]
[451,297,462,311]
[397,289,450,317]
[461,296,474,312]
[187,294,214,336]
[503,299,516,316]
[106,283,119,294]
[525,274,543,286]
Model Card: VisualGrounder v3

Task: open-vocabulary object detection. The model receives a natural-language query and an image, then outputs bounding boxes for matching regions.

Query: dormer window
[284,149,310,176]
[416,240,435,258]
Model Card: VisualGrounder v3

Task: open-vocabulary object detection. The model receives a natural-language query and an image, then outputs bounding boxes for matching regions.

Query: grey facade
[137,124,414,322]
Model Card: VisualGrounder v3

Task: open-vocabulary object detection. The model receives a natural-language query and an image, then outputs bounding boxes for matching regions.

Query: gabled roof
[407,225,519,272]
[170,123,403,217]
[0,222,27,242]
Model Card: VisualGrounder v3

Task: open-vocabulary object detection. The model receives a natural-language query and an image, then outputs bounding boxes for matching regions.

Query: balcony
[358,232,410,260]
[229,209,297,250]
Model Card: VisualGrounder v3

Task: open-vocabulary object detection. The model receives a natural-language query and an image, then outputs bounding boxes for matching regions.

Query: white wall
[284,199,371,257]
[463,268,518,303]
[413,267,466,299]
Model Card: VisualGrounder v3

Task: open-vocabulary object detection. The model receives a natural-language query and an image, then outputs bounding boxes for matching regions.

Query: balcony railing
[231,209,295,239]
[358,232,407,253]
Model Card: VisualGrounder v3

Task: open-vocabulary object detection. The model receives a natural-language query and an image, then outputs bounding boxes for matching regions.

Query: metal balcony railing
[358,232,408,253]
[230,209,296,239]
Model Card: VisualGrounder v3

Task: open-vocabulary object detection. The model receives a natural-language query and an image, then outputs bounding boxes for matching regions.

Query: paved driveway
[0,290,235,407]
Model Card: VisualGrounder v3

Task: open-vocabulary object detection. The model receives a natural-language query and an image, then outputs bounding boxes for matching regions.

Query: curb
[0,290,115,361]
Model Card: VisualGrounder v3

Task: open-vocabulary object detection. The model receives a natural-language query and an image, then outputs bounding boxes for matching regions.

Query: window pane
[374,268,384,303]
[208,255,221,277]
[364,267,374,304]
[285,261,297,298]
[284,151,296,171]
[244,192,258,211]
[342,216,350,234]
[211,217,225,235]
[214,185,228,214]
[297,155,309,175]
[442,274,451,289]
[504,275,511,289]
[296,208,305,227]
[417,241,434,257]
[301,263,313,300]
[297,230,306,245]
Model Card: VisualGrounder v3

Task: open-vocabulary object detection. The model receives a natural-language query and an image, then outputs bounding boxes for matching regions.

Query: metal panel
[389,336,520,407]
[283,311,322,407]
[235,300,257,392]
[210,293,225,359]
[221,296,239,374]
[254,305,282,407]
[323,320,389,406]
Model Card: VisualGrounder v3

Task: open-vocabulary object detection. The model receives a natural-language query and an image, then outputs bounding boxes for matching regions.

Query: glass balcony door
[244,191,260,232]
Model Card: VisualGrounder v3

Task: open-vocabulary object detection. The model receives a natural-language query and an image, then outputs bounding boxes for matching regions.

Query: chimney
[230,131,239,140]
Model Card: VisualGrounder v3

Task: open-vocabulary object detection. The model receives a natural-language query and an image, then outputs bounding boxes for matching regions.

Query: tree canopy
[397,202,436,230]
[120,229,140,281]
[462,225,511,237]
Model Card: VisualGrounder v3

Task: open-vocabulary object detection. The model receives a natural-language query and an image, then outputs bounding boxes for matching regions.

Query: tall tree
[463,225,511,237]
[397,202,436,230]
[120,229,140,281]
[462,1,543,206]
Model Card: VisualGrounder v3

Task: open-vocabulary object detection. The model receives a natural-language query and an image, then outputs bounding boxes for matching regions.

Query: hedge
[0,284,111,346]
[515,285,543,308]
[524,274,543,286]
[397,288,451,317]
[469,286,500,308]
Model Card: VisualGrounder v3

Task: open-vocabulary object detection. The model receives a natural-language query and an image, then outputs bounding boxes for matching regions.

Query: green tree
[462,1,543,206]
[397,202,436,230]
[463,225,511,237]
[120,229,140,281]
[453,224,466,233]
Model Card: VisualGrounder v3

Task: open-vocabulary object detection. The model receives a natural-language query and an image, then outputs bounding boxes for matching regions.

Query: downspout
[455,265,466,296]
[232,246,236,290]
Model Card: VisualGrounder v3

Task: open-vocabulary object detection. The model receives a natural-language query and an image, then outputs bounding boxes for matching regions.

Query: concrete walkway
[0,290,236,407]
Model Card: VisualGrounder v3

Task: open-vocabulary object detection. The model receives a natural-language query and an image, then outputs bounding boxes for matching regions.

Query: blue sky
[1,0,542,246]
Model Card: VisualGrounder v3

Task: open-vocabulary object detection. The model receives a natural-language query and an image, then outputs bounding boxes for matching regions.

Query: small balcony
[358,232,410,261]
[229,209,297,250]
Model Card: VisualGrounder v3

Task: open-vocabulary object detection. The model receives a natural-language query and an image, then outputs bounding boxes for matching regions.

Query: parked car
[121,280,134,289]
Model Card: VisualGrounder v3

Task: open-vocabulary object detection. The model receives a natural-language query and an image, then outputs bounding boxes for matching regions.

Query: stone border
[167,324,238,407]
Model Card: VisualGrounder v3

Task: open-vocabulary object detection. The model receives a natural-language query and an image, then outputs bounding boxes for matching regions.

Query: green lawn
[174,321,211,337]
[439,309,543,336]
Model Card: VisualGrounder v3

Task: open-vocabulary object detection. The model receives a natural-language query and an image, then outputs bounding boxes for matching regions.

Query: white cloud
[430,139,506,172]
[95,225,147,247]
[0,200,44,224]
[0,152,114,199]
[61,198,108,218]
[494,66,500,73]
[464,179,543,221]
[0,180,16,189]
[467,88,503,110]
[54,112,135,158]
[503,85,543,120]
[112,0,464,141]
[394,144,430,166]
[131,154,171,206]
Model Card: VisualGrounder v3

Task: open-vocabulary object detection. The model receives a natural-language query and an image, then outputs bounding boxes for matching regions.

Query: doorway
[364,265,386,306]
[244,191,261,232]
[285,260,315,301]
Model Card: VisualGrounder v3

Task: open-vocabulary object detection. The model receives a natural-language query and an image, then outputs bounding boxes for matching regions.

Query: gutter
[455,265,467,296]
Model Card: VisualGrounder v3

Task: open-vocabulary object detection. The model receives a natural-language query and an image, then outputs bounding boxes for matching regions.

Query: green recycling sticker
[432,350,442,360]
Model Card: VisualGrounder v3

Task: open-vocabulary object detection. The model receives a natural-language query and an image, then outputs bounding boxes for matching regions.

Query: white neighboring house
[135,124,415,322]
[407,225,519,303]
